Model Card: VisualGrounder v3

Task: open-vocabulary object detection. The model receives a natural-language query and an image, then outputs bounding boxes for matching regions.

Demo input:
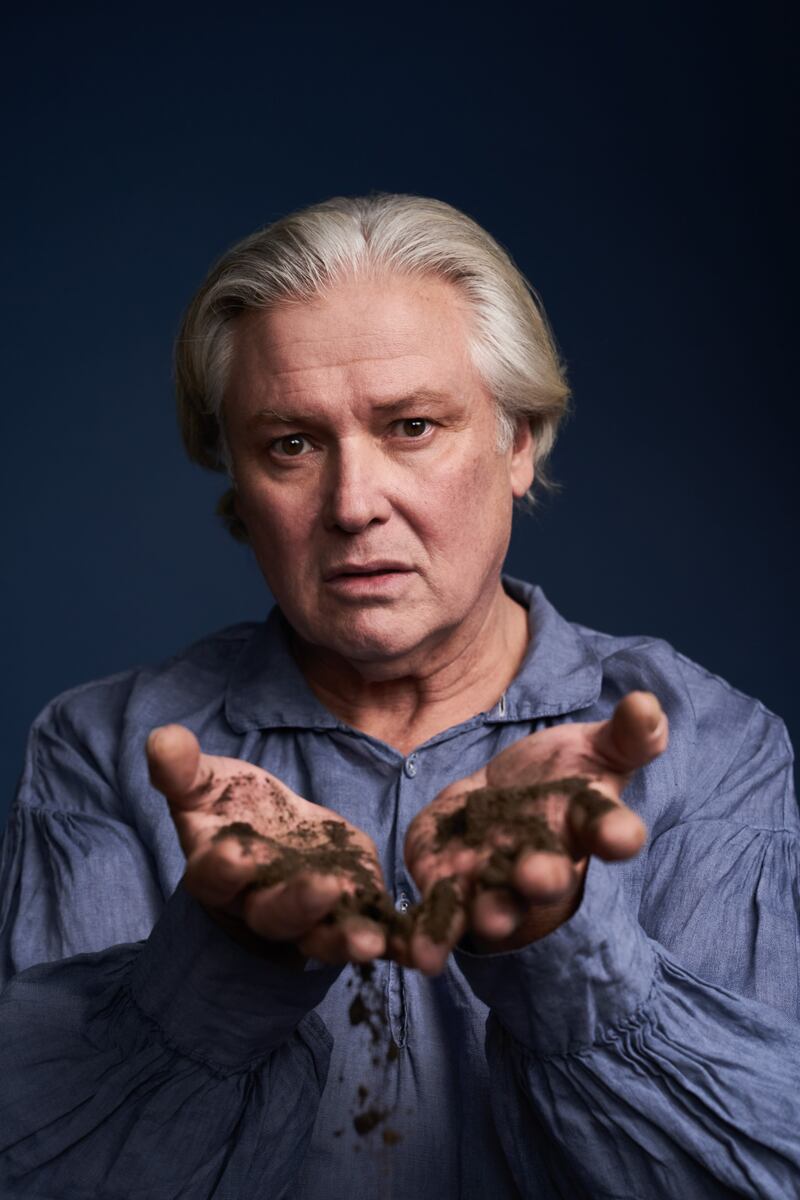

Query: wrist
[128,882,343,1066]
[454,858,654,1055]
[204,905,308,970]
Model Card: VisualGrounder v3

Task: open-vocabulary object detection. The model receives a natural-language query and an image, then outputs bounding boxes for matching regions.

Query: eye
[396,418,433,438]
[271,433,312,458]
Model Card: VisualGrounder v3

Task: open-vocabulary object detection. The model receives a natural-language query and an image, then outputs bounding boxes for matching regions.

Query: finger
[242,873,343,941]
[296,920,350,963]
[408,921,465,976]
[386,930,413,967]
[408,879,468,976]
[147,724,213,809]
[298,916,386,964]
[342,918,387,962]
[408,848,477,899]
[512,850,577,900]
[569,789,647,860]
[594,692,669,774]
[470,887,522,940]
[183,840,255,908]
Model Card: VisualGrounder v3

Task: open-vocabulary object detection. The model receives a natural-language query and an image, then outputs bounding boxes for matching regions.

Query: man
[1,194,798,1198]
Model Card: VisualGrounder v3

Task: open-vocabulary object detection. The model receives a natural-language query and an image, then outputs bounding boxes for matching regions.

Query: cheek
[238,482,315,558]
[434,446,509,522]
[244,503,318,603]
[407,451,510,559]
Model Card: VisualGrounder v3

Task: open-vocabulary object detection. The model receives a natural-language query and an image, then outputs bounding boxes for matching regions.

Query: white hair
[175,193,571,540]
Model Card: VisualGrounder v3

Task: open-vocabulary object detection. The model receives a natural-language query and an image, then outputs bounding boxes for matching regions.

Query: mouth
[324,562,412,582]
[322,564,416,597]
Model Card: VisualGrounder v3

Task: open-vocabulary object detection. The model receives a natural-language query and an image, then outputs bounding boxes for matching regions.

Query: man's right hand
[146,724,388,965]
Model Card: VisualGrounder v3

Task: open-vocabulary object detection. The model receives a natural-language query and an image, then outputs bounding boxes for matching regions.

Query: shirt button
[404,755,418,778]
[396,893,410,912]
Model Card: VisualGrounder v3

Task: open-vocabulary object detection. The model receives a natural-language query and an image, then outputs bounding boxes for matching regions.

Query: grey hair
[175,193,571,541]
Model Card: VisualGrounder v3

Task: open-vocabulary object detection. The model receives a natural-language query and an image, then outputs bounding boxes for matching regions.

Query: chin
[303,608,435,667]
[331,626,424,665]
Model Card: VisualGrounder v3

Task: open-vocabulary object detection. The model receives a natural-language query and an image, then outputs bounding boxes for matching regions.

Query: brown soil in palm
[209,776,611,1148]
[434,777,615,884]
[211,817,459,945]
[210,774,613,944]
[212,817,377,892]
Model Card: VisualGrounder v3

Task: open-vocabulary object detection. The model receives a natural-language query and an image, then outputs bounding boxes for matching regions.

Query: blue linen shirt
[1,577,799,1199]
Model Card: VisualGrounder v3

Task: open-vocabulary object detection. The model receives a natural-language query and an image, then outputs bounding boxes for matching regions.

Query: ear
[509,418,535,498]
[232,488,251,538]
[216,486,250,543]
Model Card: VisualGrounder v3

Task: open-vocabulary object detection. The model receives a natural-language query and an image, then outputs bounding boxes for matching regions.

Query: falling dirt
[209,772,611,1151]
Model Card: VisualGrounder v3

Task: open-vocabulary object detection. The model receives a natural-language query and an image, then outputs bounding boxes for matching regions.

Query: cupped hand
[401,691,669,975]
[147,724,389,965]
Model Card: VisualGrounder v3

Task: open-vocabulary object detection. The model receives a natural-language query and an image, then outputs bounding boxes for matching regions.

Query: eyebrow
[245,389,454,429]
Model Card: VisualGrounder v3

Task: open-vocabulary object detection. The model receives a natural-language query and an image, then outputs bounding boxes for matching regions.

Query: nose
[321,437,392,533]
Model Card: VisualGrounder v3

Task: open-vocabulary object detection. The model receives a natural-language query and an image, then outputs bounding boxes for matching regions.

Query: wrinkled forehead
[225,273,481,409]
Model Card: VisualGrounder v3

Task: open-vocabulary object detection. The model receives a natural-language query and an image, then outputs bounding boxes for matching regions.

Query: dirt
[210,773,613,957]
[434,777,616,885]
[211,816,378,892]
[209,774,611,1148]
[345,961,402,1143]
[210,816,461,948]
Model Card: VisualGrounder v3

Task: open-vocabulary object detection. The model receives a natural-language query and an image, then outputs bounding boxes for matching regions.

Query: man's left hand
[398,691,668,974]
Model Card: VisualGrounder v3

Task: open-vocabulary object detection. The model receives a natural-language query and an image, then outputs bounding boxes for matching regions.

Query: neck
[289,582,531,756]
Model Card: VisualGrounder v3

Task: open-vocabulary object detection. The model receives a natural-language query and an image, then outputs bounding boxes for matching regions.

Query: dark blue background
[2,3,796,823]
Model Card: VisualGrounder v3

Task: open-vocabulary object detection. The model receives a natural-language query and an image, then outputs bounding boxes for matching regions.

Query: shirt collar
[225,575,603,734]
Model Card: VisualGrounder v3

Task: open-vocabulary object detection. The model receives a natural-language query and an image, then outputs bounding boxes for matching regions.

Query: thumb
[146,724,208,808]
[594,691,669,774]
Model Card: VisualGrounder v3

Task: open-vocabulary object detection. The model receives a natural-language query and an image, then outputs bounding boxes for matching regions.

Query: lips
[323,561,412,582]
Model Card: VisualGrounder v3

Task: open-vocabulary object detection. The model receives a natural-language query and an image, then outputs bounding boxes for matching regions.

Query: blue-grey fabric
[1,577,798,1199]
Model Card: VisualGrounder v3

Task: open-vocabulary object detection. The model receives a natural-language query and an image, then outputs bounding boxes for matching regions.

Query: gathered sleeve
[0,688,341,1199]
[455,702,800,1198]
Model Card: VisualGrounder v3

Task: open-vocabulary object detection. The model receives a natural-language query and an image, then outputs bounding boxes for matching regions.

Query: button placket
[388,884,411,1046]
[386,960,409,1047]
[404,754,418,778]
[387,755,421,1049]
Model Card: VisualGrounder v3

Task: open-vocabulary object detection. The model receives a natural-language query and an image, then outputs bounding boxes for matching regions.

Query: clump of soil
[414,876,461,942]
[210,817,461,949]
[212,813,408,1143]
[208,774,611,1148]
[210,774,614,945]
[212,816,378,892]
[434,777,615,886]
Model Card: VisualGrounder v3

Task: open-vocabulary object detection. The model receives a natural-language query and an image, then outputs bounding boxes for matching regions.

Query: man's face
[224,273,534,672]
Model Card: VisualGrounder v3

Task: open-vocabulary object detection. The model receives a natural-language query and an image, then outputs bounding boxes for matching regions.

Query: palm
[402,691,669,972]
[147,725,388,962]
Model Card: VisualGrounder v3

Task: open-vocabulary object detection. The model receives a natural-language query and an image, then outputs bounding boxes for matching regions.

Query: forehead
[226,273,480,409]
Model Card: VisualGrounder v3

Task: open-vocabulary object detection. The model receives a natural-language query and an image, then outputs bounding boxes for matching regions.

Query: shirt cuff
[453,857,655,1057]
[127,882,342,1068]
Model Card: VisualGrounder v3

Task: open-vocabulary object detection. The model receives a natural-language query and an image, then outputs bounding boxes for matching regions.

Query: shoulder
[34,621,258,725]
[578,620,780,723]
[578,619,785,735]
[575,621,795,828]
[26,621,261,790]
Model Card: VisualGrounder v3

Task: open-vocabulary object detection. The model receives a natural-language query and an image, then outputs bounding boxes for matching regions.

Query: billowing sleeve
[0,687,341,1198]
[455,702,800,1198]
